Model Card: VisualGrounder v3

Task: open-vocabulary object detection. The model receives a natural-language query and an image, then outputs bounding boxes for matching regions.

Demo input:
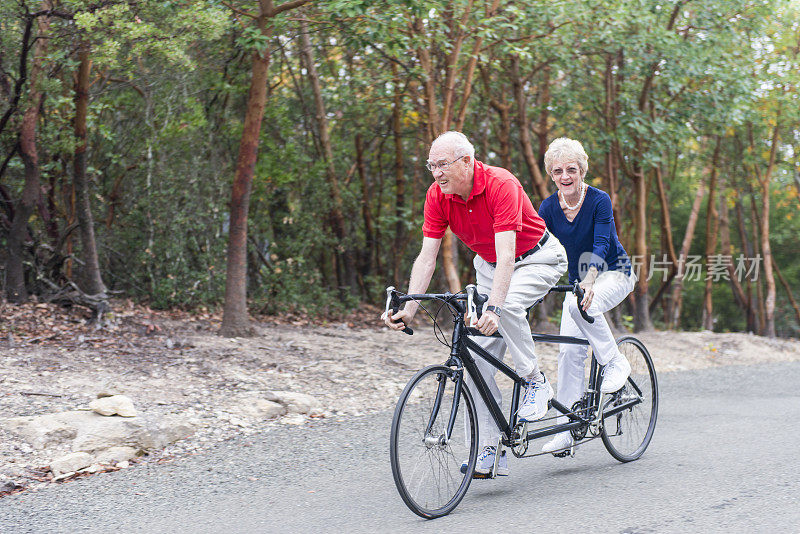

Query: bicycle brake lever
[465,285,478,327]
[573,282,595,324]
[385,286,413,335]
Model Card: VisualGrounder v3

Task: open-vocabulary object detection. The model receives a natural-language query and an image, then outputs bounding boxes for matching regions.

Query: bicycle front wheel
[390,365,478,519]
[601,336,658,462]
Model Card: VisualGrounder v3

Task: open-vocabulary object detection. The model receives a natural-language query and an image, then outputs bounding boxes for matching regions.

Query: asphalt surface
[2,361,799,533]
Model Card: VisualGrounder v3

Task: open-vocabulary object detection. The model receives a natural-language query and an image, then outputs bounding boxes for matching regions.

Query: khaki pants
[465,236,568,447]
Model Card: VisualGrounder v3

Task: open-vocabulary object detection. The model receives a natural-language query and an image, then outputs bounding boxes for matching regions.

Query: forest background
[1,0,799,338]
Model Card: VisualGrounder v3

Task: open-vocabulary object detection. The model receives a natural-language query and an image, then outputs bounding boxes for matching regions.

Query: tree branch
[269,0,314,17]
[221,0,256,19]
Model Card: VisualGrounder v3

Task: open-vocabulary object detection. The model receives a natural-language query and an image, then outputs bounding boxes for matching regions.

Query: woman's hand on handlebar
[579,266,599,311]
[578,280,594,311]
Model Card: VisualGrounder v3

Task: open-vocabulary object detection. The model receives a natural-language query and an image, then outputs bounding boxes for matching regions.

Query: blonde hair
[544,137,588,176]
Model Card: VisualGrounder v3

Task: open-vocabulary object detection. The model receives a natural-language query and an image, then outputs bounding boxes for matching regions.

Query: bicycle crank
[510,422,529,457]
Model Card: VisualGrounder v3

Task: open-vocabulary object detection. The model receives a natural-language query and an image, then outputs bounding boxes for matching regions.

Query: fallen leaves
[0,298,219,350]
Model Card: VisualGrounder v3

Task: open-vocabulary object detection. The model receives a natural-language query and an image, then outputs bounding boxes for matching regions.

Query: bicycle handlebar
[384,280,594,334]
[571,283,595,324]
[385,286,414,335]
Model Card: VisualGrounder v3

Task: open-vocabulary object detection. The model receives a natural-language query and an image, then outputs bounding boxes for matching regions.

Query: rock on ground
[94,446,139,465]
[267,391,323,415]
[235,398,287,419]
[2,411,194,453]
[89,395,137,417]
[50,452,92,477]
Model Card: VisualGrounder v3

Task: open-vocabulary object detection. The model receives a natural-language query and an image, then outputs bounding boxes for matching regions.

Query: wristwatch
[485,305,502,316]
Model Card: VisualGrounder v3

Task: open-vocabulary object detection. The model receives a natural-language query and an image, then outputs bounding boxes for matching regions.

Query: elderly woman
[537,137,637,455]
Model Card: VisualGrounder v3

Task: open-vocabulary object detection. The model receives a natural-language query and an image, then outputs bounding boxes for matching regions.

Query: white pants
[465,236,568,446]
[555,269,637,421]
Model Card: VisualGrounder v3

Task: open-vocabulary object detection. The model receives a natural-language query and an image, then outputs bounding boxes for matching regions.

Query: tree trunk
[441,231,461,292]
[668,180,706,328]
[355,134,375,294]
[755,123,779,337]
[512,56,550,202]
[603,56,621,235]
[631,169,653,331]
[73,43,107,297]
[220,0,312,337]
[648,165,679,313]
[719,191,749,315]
[391,63,407,287]
[734,195,757,332]
[481,65,512,169]
[749,197,766,335]
[5,4,51,303]
[772,256,800,329]
[702,138,721,330]
[299,20,356,295]
[221,24,271,337]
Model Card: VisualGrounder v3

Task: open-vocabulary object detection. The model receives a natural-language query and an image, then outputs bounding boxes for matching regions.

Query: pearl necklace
[560,182,587,211]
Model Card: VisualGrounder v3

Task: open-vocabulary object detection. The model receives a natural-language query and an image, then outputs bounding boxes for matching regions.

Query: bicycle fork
[424,369,463,448]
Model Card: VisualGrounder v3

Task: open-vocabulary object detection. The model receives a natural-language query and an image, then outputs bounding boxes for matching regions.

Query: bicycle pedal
[472,472,495,480]
[552,446,575,459]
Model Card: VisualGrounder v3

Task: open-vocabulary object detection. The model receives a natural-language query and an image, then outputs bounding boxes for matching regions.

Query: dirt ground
[2,299,799,493]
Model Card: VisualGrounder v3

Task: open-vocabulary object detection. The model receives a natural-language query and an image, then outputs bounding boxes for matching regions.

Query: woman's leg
[566,271,633,365]
[556,296,590,420]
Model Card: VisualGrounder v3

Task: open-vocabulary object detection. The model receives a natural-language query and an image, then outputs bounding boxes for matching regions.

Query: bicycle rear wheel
[601,336,658,462]
[390,365,478,519]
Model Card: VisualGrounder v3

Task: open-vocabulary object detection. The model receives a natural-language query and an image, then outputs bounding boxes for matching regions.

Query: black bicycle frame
[448,319,641,447]
[391,287,641,448]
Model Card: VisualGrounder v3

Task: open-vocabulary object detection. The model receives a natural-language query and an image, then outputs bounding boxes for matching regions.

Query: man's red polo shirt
[422,160,546,263]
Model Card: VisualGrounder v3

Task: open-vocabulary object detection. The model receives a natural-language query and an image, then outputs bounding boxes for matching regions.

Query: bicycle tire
[600,336,659,462]
[390,365,479,519]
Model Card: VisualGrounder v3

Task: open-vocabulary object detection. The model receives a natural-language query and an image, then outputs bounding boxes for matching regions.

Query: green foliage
[0,0,798,332]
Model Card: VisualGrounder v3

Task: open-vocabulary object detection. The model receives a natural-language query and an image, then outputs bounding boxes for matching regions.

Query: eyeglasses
[425,155,466,172]
[551,166,581,178]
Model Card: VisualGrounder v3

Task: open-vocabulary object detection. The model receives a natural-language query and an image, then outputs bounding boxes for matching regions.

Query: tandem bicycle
[384,283,658,518]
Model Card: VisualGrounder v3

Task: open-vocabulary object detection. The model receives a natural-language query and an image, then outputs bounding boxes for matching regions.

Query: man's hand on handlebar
[382,308,414,332]
[473,309,499,336]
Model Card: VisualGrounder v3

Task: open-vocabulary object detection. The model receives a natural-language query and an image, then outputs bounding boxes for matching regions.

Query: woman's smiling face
[550,160,585,197]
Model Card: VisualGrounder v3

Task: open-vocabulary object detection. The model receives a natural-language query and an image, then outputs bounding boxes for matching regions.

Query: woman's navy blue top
[539,185,630,284]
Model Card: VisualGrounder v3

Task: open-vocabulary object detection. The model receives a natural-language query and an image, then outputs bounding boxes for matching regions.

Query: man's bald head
[431,131,475,160]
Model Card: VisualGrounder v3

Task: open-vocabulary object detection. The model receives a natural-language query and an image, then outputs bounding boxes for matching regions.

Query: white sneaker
[601,354,631,393]
[517,376,554,422]
[542,432,574,454]
[460,446,509,478]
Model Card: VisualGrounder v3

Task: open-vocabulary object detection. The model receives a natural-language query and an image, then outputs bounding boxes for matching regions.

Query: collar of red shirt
[446,160,486,204]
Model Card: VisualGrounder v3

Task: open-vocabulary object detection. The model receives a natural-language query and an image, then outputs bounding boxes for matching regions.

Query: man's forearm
[404,254,436,314]
[489,230,517,308]
[488,259,513,307]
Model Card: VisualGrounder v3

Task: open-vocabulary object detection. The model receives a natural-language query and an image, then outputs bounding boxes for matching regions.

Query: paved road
[2,362,799,533]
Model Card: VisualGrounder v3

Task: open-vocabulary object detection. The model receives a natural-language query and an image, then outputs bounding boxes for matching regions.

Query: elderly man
[383,131,567,477]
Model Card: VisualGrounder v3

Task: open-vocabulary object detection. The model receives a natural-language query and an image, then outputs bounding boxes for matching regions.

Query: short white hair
[432,131,475,159]
[544,137,589,176]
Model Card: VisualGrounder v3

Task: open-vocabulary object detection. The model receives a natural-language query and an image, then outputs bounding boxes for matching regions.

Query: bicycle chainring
[510,422,529,457]
[570,399,589,441]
